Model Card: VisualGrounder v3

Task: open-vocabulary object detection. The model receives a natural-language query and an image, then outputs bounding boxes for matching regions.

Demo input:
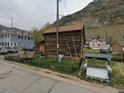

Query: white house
[0,25,34,49]
[89,38,110,50]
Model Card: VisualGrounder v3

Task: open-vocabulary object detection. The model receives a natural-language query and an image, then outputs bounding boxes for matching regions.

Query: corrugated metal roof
[43,23,84,34]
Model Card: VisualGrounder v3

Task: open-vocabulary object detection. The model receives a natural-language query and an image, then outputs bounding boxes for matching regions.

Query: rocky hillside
[57,0,124,28]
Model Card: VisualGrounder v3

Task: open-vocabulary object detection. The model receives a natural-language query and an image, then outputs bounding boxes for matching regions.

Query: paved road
[0,60,119,93]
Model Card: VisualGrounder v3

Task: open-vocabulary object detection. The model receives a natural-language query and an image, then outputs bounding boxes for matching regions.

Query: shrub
[5,56,79,74]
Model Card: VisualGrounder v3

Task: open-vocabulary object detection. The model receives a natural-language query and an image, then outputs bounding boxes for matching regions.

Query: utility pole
[56,0,59,62]
[106,32,107,43]
[11,17,13,28]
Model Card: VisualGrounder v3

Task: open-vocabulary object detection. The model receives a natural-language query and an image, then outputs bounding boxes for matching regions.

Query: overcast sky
[0,0,93,31]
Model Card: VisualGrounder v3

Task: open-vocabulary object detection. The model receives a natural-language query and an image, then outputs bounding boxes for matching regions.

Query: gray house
[0,25,34,49]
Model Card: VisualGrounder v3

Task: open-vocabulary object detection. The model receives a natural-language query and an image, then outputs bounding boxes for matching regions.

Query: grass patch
[84,48,100,54]
[81,60,124,87]
[111,62,124,86]
[113,53,124,58]
[84,48,111,55]
[5,57,79,75]
[87,60,107,67]
[4,55,124,88]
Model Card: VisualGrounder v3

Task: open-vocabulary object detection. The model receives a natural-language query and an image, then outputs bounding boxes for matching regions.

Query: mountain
[57,0,124,28]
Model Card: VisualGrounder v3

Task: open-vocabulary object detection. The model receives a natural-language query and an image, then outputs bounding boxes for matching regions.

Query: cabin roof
[43,23,84,34]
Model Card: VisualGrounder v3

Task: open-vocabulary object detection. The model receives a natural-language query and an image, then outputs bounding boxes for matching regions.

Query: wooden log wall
[44,30,83,57]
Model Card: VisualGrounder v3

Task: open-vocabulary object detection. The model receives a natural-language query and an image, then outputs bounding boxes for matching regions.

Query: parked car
[0,47,11,54]
[9,47,19,53]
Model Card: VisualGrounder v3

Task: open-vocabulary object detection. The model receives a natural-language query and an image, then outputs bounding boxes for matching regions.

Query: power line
[60,3,64,17]
[59,0,67,17]
[60,0,65,17]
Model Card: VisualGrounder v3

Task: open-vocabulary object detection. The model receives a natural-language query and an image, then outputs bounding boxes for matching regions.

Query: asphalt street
[0,59,119,93]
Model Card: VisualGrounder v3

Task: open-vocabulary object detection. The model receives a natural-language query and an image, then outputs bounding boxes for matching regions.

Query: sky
[0,0,93,31]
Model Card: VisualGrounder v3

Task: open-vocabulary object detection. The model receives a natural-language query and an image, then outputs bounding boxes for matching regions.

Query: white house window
[28,37,30,40]
[11,43,13,47]
[21,36,23,39]
[5,42,7,47]
[8,34,9,38]
[2,42,3,46]
[1,35,3,39]
[3,42,5,46]
[5,35,7,38]
[8,42,9,47]
[24,36,26,40]
[14,42,16,47]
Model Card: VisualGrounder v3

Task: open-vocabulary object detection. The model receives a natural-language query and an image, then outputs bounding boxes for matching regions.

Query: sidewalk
[2,60,119,93]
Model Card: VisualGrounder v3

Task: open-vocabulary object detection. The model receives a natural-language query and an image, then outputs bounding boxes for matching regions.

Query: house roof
[0,24,10,32]
[0,24,32,35]
[116,41,124,47]
[43,23,84,34]
[89,38,105,42]
[0,31,32,36]
[112,40,124,47]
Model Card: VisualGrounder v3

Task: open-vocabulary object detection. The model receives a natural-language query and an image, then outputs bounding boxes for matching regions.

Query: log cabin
[43,24,85,58]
